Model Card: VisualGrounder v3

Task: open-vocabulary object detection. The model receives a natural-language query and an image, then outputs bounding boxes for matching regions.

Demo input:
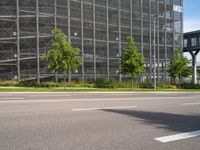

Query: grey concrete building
[0,0,183,82]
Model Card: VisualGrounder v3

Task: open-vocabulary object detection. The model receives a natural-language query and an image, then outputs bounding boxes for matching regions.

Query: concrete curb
[0,92,200,94]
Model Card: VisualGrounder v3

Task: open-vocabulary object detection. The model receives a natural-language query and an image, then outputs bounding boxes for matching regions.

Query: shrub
[17,81,60,88]
[17,81,37,87]
[139,82,153,89]
[40,82,59,88]
[157,83,177,89]
[59,81,94,88]
[1,80,200,90]
[78,82,95,88]
[94,78,108,88]
[0,80,18,87]
[180,83,200,89]
[137,82,177,89]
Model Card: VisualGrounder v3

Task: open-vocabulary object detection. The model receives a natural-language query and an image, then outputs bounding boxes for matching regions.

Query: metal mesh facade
[0,0,183,82]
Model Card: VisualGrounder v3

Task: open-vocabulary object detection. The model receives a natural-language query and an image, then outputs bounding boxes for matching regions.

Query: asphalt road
[0,92,199,150]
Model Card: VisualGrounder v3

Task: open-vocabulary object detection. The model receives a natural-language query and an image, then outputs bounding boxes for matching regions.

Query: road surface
[0,92,199,150]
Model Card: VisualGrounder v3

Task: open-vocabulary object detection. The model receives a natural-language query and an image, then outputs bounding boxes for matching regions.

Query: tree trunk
[178,74,181,85]
[55,72,58,83]
[64,72,67,89]
[68,69,71,82]
[171,77,175,85]
[131,77,133,91]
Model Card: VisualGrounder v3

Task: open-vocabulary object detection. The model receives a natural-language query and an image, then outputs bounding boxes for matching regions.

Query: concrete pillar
[189,50,200,84]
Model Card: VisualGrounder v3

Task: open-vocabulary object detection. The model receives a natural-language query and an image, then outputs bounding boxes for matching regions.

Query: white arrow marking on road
[72,106,137,111]
[155,130,200,143]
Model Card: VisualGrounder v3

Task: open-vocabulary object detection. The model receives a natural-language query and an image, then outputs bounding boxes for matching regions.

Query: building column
[118,0,122,82]
[93,0,96,81]
[164,0,167,82]
[172,1,175,55]
[149,0,152,81]
[180,0,184,52]
[130,0,133,38]
[54,0,57,28]
[16,0,20,81]
[106,0,110,81]
[140,0,143,54]
[140,0,144,83]
[36,0,40,84]
[156,0,160,82]
[54,0,58,83]
[67,0,71,82]
[81,0,85,82]
[189,50,200,84]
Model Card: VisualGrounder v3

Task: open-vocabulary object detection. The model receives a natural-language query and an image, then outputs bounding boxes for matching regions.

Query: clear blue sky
[184,0,200,32]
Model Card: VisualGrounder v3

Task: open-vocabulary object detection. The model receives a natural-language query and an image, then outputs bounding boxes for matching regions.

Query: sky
[183,0,200,61]
[184,0,200,32]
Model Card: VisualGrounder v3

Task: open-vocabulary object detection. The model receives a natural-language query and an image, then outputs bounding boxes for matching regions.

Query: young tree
[121,36,145,90]
[168,49,192,84]
[43,29,82,88]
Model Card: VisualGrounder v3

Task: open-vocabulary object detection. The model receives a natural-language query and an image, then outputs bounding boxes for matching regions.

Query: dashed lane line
[182,102,200,106]
[0,98,25,100]
[72,106,137,111]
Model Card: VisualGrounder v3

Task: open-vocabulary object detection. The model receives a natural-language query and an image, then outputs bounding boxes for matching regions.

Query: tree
[168,49,192,84]
[121,36,145,90]
[43,29,82,88]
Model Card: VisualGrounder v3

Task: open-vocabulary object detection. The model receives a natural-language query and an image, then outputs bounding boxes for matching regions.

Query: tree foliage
[121,37,145,89]
[43,29,82,84]
[168,49,192,83]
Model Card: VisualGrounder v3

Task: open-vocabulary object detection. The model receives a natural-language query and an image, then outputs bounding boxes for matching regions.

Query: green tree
[121,36,145,90]
[168,49,192,84]
[43,29,82,88]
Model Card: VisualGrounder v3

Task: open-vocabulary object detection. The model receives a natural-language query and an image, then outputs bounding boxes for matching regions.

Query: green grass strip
[0,87,200,92]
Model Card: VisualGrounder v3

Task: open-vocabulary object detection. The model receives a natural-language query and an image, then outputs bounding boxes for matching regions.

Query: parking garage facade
[0,0,183,82]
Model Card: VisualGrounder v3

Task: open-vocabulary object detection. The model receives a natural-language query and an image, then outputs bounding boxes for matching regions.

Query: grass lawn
[0,87,200,92]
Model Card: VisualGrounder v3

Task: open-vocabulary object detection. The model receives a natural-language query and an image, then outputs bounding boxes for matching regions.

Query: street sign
[173,5,183,13]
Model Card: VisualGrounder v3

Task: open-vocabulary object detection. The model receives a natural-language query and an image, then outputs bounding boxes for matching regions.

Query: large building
[0,0,183,82]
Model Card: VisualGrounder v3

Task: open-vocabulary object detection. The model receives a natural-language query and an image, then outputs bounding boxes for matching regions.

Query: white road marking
[0,99,71,103]
[0,98,25,100]
[155,130,200,143]
[0,98,151,104]
[72,106,137,111]
[27,95,71,97]
[182,102,200,106]
[0,96,199,104]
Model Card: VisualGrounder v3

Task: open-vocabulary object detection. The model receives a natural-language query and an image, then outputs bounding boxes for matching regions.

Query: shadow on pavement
[102,109,200,132]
